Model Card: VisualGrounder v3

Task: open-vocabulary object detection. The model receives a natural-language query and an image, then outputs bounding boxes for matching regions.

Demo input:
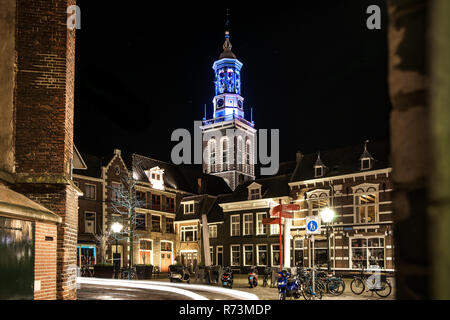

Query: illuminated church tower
[201,18,256,191]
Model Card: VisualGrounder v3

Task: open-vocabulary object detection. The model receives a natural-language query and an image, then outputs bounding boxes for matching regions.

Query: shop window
[351,237,385,270]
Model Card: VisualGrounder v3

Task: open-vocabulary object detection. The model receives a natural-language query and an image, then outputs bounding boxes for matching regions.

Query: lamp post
[111,222,123,277]
[320,207,335,273]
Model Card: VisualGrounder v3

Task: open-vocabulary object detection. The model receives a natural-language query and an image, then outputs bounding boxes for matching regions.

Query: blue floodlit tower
[212,30,245,120]
[201,14,256,191]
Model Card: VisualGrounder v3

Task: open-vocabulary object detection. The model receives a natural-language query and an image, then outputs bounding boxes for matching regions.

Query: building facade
[288,142,394,273]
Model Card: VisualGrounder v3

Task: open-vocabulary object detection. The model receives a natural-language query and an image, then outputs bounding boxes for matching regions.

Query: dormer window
[314,166,324,177]
[144,166,165,190]
[247,182,262,200]
[361,158,372,170]
[183,201,195,214]
[359,141,374,171]
[314,152,326,178]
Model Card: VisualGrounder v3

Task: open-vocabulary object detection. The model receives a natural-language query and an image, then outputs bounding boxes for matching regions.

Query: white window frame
[84,211,96,234]
[210,246,214,265]
[180,225,198,242]
[243,213,253,236]
[271,244,281,267]
[209,225,217,238]
[221,137,229,165]
[243,244,253,266]
[306,189,330,217]
[256,212,268,235]
[349,236,386,270]
[352,184,379,224]
[230,215,240,236]
[231,245,240,267]
[183,201,195,214]
[256,244,268,266]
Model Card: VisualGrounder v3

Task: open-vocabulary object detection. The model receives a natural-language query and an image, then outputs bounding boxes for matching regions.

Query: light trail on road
[77,277,208,300]
[77,277,259,300]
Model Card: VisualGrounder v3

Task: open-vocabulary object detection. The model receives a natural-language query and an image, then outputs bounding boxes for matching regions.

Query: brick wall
[14,0,76,176]
[34,222,58,300]
[13,0,79,300]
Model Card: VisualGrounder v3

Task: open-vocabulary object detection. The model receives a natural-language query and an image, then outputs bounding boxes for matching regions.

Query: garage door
[0,217,34,300]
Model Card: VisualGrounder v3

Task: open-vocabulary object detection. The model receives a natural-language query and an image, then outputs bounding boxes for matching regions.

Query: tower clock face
[238,100,243,109]
[217,98,224,108]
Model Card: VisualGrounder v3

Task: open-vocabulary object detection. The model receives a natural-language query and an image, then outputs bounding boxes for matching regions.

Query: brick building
[288,141,394,273]
[73,149,231,272]
[0,0,79,300]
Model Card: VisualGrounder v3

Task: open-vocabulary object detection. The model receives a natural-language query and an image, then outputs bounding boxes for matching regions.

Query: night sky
[74,1,391,173]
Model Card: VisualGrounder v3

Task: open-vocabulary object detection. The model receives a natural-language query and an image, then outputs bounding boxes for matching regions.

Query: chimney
[296,151,303,163]
[197,177,202,193]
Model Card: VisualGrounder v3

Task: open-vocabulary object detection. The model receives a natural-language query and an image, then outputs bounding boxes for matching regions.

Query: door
[161,252,172,272]
[0,217,34,300]
[216,246,223,266]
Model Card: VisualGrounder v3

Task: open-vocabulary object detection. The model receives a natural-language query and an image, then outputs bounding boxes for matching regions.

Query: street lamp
[320,207,336,272]
[111,222,123,277]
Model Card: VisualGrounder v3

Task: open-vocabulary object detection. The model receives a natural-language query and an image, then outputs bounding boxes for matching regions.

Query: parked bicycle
[350,266,392,297]
[80,264,94,277]
[296,267,323,300]
[316,270,346,296]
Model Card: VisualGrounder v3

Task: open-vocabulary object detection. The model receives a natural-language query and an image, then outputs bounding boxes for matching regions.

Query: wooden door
[161,252,172,272]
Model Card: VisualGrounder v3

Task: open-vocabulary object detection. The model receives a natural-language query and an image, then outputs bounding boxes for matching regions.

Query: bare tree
[107,171,146,270]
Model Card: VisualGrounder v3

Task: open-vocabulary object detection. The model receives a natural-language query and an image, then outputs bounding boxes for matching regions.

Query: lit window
[230,215,240,236]
[351,237,385,270]
[249,188,261,200]
[231,245,240,266]
[222,138,228,164]
[256,213,268,235]
[257,245,268,266]
[209,225,217,238]
[243,213,253,235]
[183,202,195,214]
[244,245,253,266]
[181,225,198,242]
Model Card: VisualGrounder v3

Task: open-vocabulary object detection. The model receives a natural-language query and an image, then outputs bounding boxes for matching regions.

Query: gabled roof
[175,194,219,222]
[220,174,291,204]
[131,154,232,195]
[290,141,390,182]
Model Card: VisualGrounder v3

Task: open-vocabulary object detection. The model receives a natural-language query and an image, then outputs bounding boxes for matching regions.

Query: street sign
[270,204,299,217]
[262,218,280,225]
[306,216,321,234]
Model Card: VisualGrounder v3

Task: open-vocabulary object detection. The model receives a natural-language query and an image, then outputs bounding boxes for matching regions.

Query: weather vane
[225,8,230,30]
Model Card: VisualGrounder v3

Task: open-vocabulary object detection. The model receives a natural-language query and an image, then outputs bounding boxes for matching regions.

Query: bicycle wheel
[327,279,345,296]
[375,280,392,298]
[350,278,365,295]
[316,279,326,294]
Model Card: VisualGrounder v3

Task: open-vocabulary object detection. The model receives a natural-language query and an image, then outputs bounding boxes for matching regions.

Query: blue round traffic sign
[307,220,318,232]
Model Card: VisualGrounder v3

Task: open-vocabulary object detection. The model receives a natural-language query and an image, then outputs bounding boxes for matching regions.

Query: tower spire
[220,8,236,59]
